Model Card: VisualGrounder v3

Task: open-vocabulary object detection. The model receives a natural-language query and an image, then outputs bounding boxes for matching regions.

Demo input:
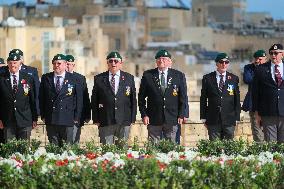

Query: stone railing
[31,120,253,147]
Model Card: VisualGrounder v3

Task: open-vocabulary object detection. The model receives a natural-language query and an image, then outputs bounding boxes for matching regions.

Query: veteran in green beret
[138,49,188,143]
[242,50,266,142]
[200,52,241,140]
[39,54,83,146]
[65,54,91,143]
[9,48,41,116]
[252,44,284,142]
[91,51,137,144]
[0,53,37,142]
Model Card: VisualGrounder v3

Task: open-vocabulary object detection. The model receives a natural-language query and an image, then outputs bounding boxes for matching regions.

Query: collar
[216,71,226,77]
[9,71,20,78]
[109,70,121,77]
[54,71,66,78]
[158,68,168,75]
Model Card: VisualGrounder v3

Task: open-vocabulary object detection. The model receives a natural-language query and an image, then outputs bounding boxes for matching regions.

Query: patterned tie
[55,76,62,93]
[160,72,166,94]
[275,65,282,87]
[219,74,224,92]
[111,74,116,93]
[12,74,18,94]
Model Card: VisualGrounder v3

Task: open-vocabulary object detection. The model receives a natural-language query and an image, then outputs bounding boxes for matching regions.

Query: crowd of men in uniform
[0,43,283,146]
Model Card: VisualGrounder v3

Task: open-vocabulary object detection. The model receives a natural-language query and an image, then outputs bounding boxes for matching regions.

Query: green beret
[253,50,266,58]
[106,51,122,60]
[52,54,66,62]
[9,49,23,56]
[0,58,4,64]
[7,53,21,61]
[155,49,171,59]
[215,53,229,62]
[65,54,75,62]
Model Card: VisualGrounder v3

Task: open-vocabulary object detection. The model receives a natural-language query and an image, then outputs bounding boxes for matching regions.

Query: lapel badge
[64,79,68,85]
[66,84,74,96]
[172,85,178,96]
[168,77,172,86]
[227,84,234,95]
[125,86,131,96]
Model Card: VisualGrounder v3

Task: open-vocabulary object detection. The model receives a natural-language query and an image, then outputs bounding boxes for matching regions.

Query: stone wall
[31,120,253,147]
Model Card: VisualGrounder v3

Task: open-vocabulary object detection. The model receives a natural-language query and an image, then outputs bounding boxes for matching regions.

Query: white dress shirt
[109,70,120,94]
[216,71,227,87]
[271,62,283,81]
[158,68,168,87]
[10,71,20,87]
[54,71,66,89]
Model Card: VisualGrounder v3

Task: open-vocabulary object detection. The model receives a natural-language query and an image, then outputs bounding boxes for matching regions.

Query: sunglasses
[108,59,120,64]
[269,52,280,56]
[218,60,229,64]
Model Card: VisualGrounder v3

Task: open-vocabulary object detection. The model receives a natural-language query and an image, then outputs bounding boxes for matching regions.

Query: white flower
[34,147,47,159]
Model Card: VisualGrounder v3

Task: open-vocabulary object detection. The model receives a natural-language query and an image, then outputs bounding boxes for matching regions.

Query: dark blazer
[39,72,83,127]
[138,68,187,126]
[73,72,91,126]
[20,64,40,115]
[0,70,37,128]
[200,71,241,125]
[252,61,284,116]
[242,63,257,112]
[91,71,137,126]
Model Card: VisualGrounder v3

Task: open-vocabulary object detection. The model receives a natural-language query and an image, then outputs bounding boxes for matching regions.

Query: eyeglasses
[218,60,230,64]
[108,59,120,64]
[269,52,280,56]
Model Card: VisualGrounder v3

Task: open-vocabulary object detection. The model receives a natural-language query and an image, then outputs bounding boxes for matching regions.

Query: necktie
[160,72,166,93]
[12,74,18,94]
[219,74,224,92]
[275,65,282,87]
[55,76,62,93]
[111,74,116,93]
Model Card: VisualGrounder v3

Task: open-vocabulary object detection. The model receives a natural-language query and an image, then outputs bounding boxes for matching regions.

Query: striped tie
[12,74,18,94]
[111,74,115,93]
[275,65,282,87]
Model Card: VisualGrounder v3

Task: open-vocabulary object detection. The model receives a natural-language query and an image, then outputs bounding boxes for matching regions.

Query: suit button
[51,100,53,102]
[53,107,55,109]
[114,98,117,101]
[60,107,62,110]
[278,89,280,91]
[14,108,16,111]
[115,107,118,110]
[14,100,16,103]
[221,97,223,99]
[61,100,62,102]
[278,96,280,99]
[163,106,165,108]
[164,98,165,100]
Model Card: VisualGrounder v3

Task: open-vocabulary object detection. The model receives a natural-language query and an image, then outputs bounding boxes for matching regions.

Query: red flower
[86,152,98,160]
[127,153,134,159]
[21,79,27,84]
[55,159,68,166]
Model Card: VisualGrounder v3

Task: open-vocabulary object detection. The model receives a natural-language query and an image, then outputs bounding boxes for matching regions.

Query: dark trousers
[148,124,178,143]
[46,125,74,146]
[0,129,4,143]
[207,123,235,140]
[99,124,130,145]
[73,125,81,144]
[175,124,181,144]
[3,125,32,142]
[261,116,284,142]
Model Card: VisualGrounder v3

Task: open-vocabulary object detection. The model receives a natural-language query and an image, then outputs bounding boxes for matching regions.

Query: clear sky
[0,0,283,19]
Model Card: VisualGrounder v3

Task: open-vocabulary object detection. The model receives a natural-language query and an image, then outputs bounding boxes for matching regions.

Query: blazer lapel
[165,69,173,94]
[3,72,13,96]
[211,72,220,94]
[267,62,277,86]
[116,71,126,96]
[103,72,115,96]
[47,72,57,93]
[152,68,163,95]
